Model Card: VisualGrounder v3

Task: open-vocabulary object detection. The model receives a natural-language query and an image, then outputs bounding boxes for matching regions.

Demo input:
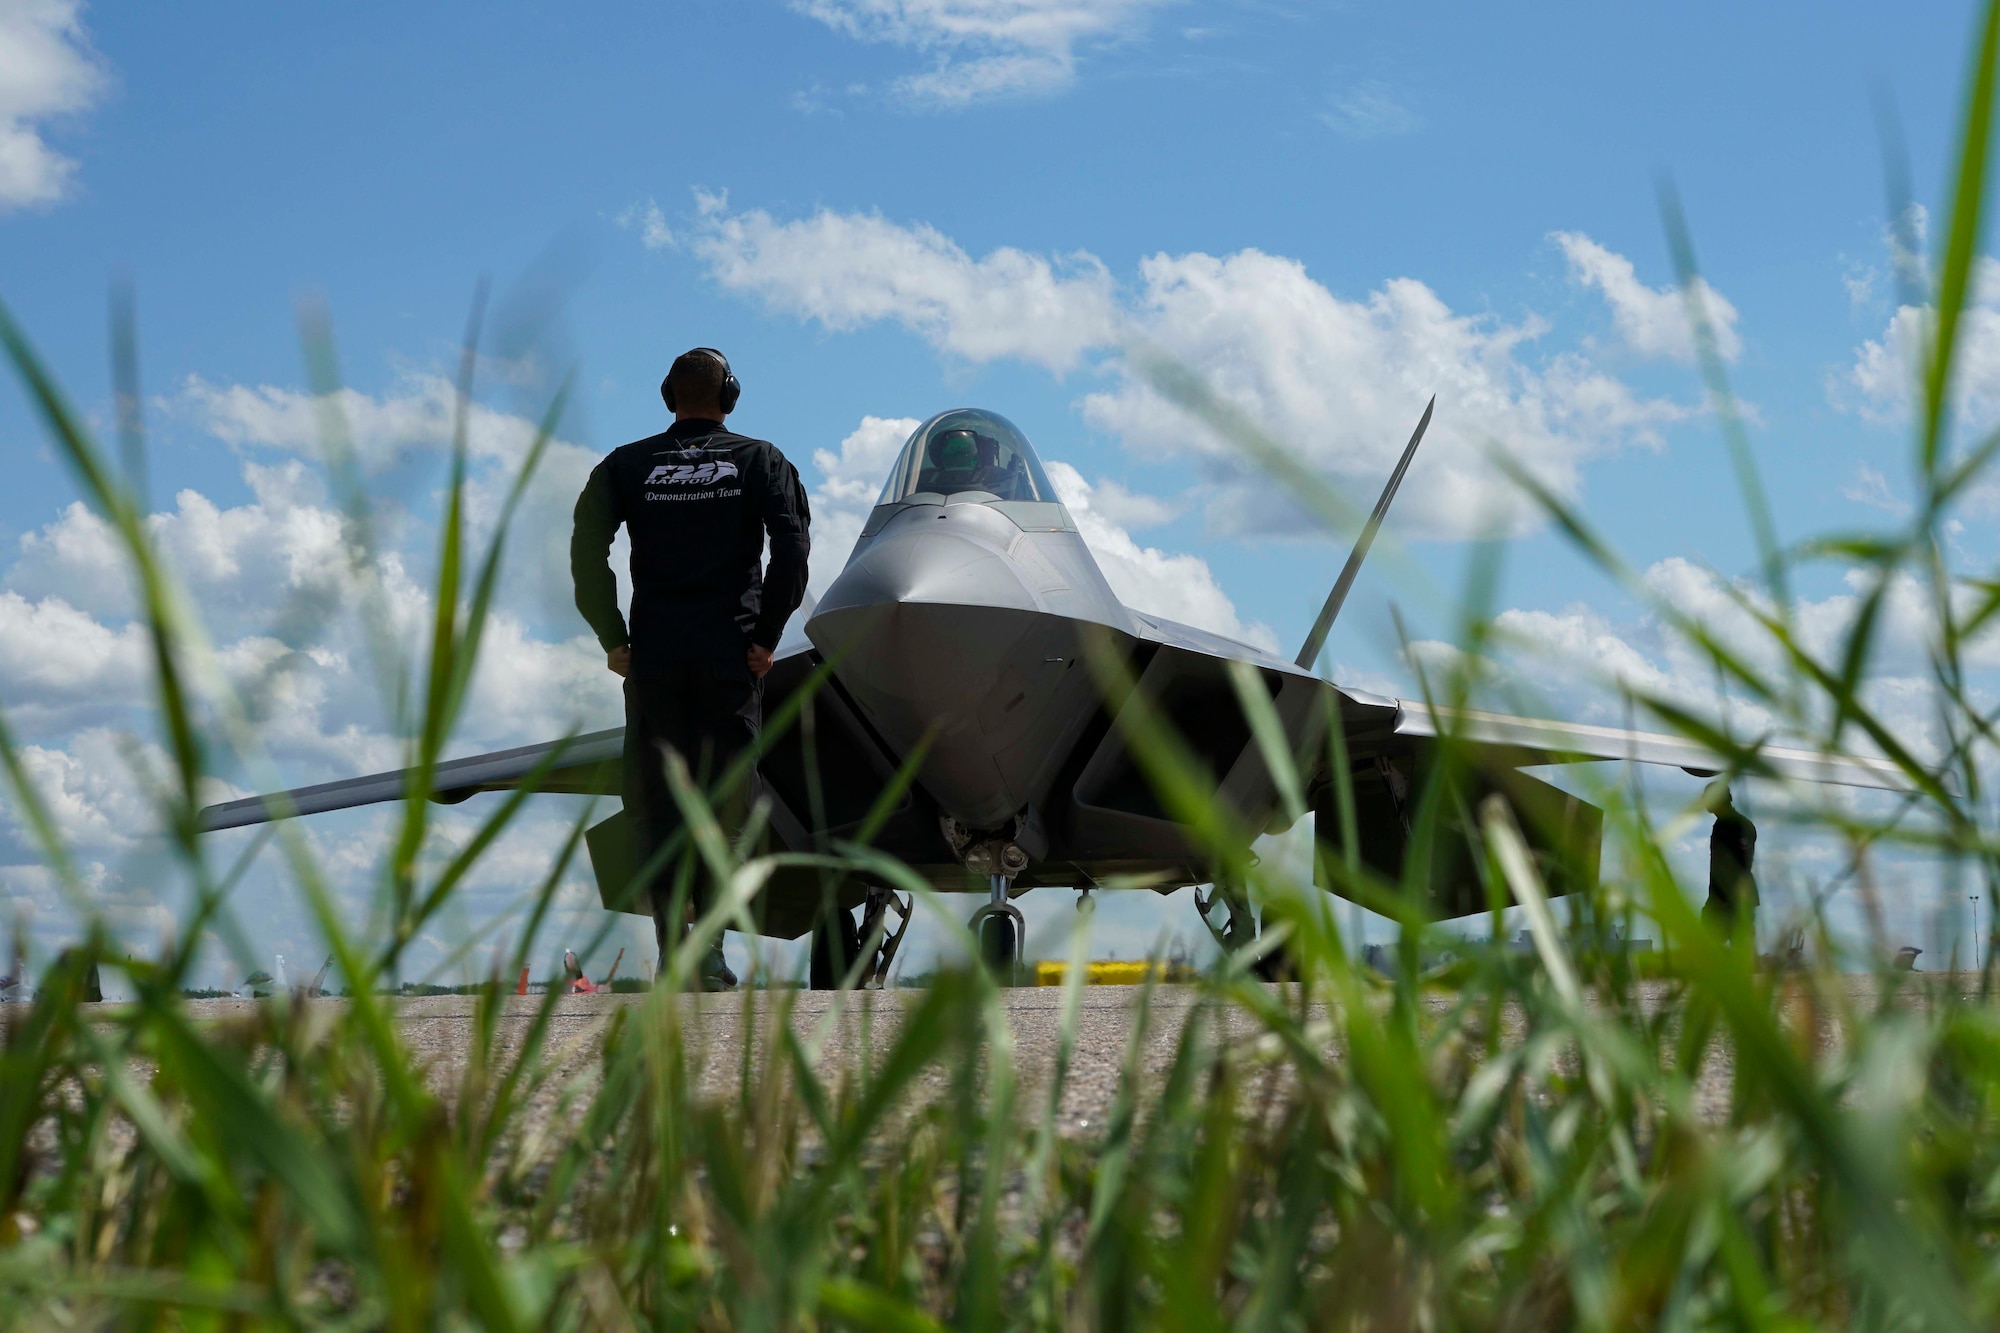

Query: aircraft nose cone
[814,523,1037,619]
[807,521,1050,828]
[808,526,1037,702]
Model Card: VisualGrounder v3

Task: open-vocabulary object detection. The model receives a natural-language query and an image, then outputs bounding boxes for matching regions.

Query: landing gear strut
[859,885,913,988]
[1194,883,1293,981]
[810,886,913,990]
[1194,883,1256,953]
[941,814,1035,985]
[968,873,1026,983]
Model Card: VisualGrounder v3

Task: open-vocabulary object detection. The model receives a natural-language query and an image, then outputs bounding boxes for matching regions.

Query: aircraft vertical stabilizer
[1295,396,1434,671]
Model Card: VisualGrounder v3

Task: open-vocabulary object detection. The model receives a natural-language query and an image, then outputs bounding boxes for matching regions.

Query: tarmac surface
[181,984,1277,1134]
[167,973,1992,1130]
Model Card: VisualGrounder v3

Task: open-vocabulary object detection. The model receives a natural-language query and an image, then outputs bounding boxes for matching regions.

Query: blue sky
[0,0,1990,985]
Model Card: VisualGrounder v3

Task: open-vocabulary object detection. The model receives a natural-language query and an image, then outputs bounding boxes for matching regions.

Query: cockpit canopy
[876,409,1056,506]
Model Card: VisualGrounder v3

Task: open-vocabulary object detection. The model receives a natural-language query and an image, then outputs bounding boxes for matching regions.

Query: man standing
[570,348,811,991]
[1700,781,1758,941]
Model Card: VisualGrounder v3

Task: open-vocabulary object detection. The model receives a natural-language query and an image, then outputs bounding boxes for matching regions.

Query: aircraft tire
[1244,904,1295,981]
[1251,940,1296,983]
[810,906,862,990]
[979,913,1018,974]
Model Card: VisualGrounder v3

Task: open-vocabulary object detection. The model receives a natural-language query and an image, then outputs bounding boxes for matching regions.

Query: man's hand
[607,645,630,678]
[746,643,774,679]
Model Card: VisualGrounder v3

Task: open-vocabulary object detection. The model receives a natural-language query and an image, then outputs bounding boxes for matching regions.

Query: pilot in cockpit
[919,427,1031,499]
[879,409,1054,507]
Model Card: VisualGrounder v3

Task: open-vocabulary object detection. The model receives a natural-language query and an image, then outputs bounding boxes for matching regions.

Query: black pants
[1701,874,1758,938]
[621,659,761,961]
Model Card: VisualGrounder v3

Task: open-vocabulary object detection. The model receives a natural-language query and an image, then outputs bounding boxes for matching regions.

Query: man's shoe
[699,943,738,993]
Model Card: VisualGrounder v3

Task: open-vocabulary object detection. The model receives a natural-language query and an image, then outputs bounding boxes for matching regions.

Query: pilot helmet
[931,428,980,472]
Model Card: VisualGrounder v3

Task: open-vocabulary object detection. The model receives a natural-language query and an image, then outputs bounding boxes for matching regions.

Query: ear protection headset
[661,346,742,414]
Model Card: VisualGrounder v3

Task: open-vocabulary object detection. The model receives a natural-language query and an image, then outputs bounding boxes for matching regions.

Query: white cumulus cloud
[1837,258,2000,438]
[694,205,1119,372]
[1084,477,1177,529]
[792,0,1178,105]
[617,197,674,250]
[689,203,1692,541]
[0,0,106,210]
[0,589,149,734]
[1553,231,1741,363]
[173,371,554,470]
[167,373,608,624]
[809,414,924,595]
[1046,461,1274,650]
[1086,249,1689,538]
[1476,556,1999,759]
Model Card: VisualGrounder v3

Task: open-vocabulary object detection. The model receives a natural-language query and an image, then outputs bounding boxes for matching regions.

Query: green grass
[9,8,2000,1327]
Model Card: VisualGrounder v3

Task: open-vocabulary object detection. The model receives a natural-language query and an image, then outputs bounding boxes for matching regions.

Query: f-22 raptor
[198,404,1907,984]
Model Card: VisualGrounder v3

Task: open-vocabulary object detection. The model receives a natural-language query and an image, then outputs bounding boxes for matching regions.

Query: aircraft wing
[1129,611,1311,677]
[195,728,625,832]
[194,639,842,836]
[1117,611,1916,794]
[1388,700,1916,792]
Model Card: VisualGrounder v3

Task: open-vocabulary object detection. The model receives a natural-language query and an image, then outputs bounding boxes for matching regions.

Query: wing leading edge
[194,642,828,835]
[194,728,624,833]
[1119,612,1913,793]
[1389,701,1916,793]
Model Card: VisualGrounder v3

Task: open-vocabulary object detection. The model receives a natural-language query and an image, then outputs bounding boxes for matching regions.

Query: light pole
[1975,896,1984,972]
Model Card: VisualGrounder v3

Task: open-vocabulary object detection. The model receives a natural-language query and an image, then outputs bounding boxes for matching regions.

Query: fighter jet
[197,405,1909,985]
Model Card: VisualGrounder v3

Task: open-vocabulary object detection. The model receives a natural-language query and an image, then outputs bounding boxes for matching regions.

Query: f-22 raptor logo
[644,459,740,487]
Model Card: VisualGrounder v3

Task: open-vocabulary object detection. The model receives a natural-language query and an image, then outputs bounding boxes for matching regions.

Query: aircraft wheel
[979,913,1018,975]
[810,906,862,990]
[1251,939,1296,983]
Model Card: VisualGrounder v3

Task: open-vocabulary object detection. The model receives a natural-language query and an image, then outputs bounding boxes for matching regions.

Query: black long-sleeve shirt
[570,418,811,664]
[1708,807,1758,908]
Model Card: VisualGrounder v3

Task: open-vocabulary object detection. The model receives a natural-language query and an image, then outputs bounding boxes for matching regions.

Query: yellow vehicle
[1033,959,1199,987]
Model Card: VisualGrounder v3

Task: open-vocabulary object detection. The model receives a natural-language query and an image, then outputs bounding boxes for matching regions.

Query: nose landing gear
[942,814,1036,985]
[968,873,1026,983]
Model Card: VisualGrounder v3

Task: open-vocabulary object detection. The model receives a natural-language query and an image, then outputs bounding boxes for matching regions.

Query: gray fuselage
[807,491,1132,832]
